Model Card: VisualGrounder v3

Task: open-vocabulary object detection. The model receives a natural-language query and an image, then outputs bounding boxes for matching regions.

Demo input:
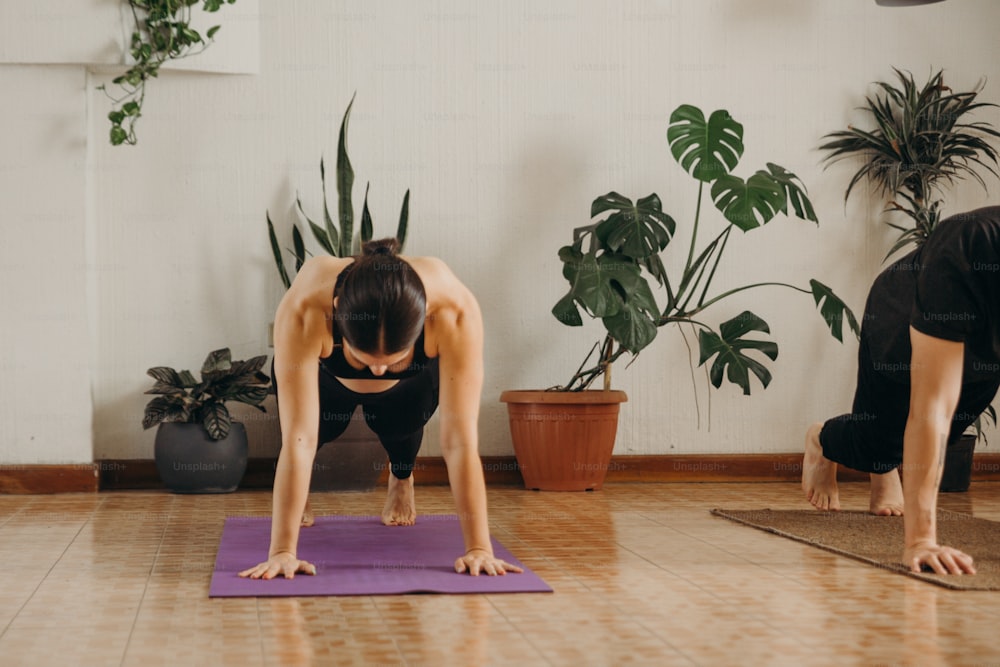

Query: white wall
[2,0,999,464]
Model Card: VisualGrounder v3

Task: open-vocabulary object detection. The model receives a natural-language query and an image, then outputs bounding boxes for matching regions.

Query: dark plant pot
[310,407,386,492]
[500,389,628,491]
[940,434,976,493]
[154,422,248,494]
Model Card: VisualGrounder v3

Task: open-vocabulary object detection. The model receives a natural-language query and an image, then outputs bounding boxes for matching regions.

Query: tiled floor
[1,481,999,666]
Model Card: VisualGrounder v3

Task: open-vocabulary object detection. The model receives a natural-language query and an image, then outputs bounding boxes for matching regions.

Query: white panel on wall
[0,66,92,464]
[0,0,259,74]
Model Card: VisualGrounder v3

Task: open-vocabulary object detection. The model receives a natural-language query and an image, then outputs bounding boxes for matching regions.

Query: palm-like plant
[820,68,1000,259]
[553,104,858,396]
[266,94,411,289]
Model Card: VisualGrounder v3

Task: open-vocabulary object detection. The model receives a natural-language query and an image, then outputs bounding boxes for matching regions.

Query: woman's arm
[240,290,323,579]
[902,326,975,575]
[433,266,521,576]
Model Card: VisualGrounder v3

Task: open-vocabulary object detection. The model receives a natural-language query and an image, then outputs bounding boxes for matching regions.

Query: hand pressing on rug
[455,548,524,576]
[905,541,976,576]
[239,551,317,580]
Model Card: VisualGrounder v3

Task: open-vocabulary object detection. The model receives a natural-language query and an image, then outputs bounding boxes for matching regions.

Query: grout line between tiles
[0,496,107,643]
[118,494,174,667]
[484,594,557,667]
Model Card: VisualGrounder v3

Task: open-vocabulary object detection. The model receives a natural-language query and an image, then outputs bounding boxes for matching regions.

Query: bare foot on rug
[382,474,416,526]
[802,422,840,511]
[869,469,904,516]
[301,497,315,527]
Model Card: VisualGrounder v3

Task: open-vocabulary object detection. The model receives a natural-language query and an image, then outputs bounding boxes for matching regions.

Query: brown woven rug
[711,509,1000,591]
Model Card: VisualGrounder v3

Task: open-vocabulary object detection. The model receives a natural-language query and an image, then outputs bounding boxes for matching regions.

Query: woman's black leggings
[820,336,998,474]
[273,359,439,480]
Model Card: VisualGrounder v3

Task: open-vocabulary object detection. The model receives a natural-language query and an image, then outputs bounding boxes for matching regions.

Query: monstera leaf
[810,279,861,342]
[554,246,660,353]
[600,265,660,354]
[667,105,744,182]
[698,311,779,395]
[556,246,626,318]
[766,163,817,223]
[710,171,786,231]
[591,192,676,260]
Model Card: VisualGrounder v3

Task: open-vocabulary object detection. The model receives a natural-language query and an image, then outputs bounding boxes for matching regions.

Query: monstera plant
[552,104,859,395]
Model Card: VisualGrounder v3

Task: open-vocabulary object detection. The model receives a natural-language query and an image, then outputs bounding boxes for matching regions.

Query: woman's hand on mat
[454,548,524,576]
[905,542,976,575]
[238,551,317,580]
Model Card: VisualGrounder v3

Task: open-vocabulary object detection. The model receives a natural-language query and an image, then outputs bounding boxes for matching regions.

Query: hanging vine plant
[99,0,237,146]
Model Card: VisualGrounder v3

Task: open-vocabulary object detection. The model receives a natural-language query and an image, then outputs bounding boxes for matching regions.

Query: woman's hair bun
[362,237,400,257]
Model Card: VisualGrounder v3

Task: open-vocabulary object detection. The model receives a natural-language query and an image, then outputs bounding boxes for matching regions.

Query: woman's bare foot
[301,497,315,527]
[802,422,840,510]
[381,474,417,526]
[869,469,904,516]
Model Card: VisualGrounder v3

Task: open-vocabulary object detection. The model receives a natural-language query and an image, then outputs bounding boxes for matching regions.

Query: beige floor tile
[3,483,1000,665]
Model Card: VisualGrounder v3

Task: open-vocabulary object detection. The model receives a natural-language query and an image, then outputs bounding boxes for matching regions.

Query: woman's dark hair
[335,237,426,354]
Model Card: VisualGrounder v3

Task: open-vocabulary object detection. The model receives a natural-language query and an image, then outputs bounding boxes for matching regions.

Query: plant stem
[681,181,705,284]
[693,282,811,315]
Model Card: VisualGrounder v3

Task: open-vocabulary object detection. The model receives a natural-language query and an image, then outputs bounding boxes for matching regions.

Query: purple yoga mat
[209,515,553,597]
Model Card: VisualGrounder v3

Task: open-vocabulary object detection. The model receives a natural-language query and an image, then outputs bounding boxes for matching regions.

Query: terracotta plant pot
[500,390,628,491]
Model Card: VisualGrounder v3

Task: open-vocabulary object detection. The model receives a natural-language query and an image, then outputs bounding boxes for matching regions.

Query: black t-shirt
[864,205,1000,383]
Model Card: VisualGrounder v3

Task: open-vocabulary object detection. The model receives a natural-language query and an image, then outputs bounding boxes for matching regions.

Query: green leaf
[552,293,583,327]
[336,94,357,256]
[177,370,198,388]
[809,279,860,342]
[697,312,778,395]
[556,245,660,353]
[291,224,306,272]
[710,171,786,231]
[144,381,186,396]
[147,366,181,385]
[201,348,233,376]
[266,211,291,289]
[142,395,188,429]
[396,190,410,251]
[224,386,270,407]
[201,403,231,440]
[601,267,659,354]
[203,0,223,9]
[229,355,269,378]
[108,110,126,124]
[110,126,128,146]
[591,192,675,261]
[765,163,818,223]
[557,246,623,318]
[206,25,220,39]
[297,192,335,256]
[358,183,373,253]
[667,105,744,182]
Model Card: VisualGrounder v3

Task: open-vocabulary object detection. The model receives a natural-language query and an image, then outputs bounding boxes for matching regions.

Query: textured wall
[2,0,999,464]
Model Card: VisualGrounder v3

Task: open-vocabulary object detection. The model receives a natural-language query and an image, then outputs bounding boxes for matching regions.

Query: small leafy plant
[267,94,411,289]
[142,348,270,440]
[101,0,237,146]
[553,104,859,396]
[820,68,1000,260]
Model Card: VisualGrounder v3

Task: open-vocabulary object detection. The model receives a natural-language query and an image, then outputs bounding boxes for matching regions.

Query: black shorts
[272,358,440,479]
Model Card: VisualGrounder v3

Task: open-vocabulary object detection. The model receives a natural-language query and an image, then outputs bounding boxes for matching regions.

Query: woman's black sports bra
[318,262,432,381]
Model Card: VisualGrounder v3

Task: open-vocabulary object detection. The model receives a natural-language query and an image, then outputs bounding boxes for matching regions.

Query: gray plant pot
[154,422,248,494]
